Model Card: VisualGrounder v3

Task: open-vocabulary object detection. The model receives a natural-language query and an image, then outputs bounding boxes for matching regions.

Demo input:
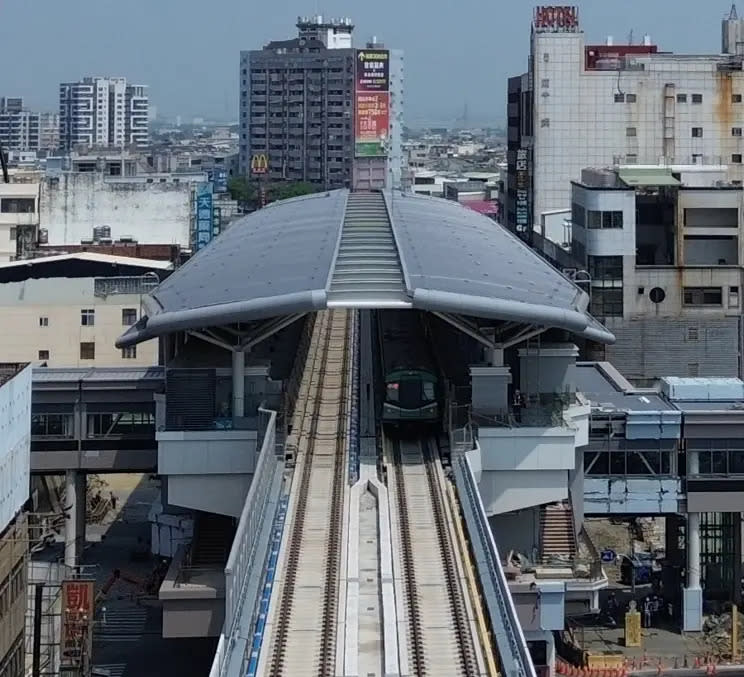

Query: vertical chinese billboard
[195,183,214,251]
[515,148,531,235]
[61,579,95,670]
[355,49,390,157]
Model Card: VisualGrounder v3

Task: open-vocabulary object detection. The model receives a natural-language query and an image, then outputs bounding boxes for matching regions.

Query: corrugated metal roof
[618,168,680,187]
[117,190,615,347]
[0,252,173,270]
[32,366,164,383]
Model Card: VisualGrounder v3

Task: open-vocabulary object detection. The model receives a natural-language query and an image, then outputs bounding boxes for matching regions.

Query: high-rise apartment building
[239,16,403,188]
[504,6,744,238]
[59,77,149,150]
[0,98,59,152]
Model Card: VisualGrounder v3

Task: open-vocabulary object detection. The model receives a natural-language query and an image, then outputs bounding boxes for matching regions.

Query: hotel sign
[61,579,95,668]
[515,148,530,233]
[534,6,579,32]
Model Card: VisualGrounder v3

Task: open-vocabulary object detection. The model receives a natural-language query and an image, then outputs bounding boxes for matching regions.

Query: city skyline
[0,0,733,123]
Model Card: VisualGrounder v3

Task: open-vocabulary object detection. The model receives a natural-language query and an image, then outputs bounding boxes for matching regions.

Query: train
[378,310,441,432]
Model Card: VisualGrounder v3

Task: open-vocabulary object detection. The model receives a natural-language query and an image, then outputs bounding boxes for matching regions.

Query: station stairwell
[191,512,235,567]
[540,501,577,561]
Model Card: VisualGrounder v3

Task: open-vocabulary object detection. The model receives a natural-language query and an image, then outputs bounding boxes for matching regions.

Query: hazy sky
[0,1,734,124]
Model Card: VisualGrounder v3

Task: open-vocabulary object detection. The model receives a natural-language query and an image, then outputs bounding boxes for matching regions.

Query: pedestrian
[643,596,652,628]
[512,389,526,423]
[110,491,117,511]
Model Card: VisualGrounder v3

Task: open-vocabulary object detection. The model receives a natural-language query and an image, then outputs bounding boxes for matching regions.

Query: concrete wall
[0,366,31,532]
[40,173,192,246]
[489,507,541,557]
[476,426,576,513]
[167,475,253,518]
[0,278,159,367]
[159,430,259,517]
[604,316,740,380]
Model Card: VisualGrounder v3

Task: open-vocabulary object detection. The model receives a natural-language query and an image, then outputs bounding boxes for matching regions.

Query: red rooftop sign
[534,6,579,32]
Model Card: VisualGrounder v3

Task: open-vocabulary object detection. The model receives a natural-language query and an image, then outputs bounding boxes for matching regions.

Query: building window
[9,227,16,241]
[692,127,703,138]
[38,350,49,360]
[121,346,137,359]
[734,154,743,164]
[588,255,623,281]
[691,94,703,103]
[540,118,550,128]
[81,309,95,326]
[692,153,703,164]
[0,197,35,213]
[543,52,550,63]
[730,286,740,308]
[571,202,585,228]
[614,93,625,103]
[626,127,637,137]
[39,316,48,327]
[590,288,623,317]
[122,308,137,325]
[541,78,550,88]
[733,94,742,103]
[683,287,723,306]
[733,128,743,137]
[688,363,700,377]
[626,154,638,164]
[80,342,96,360]
[587,210,623,229]
[626,93,637,103]
[677,93,687,103]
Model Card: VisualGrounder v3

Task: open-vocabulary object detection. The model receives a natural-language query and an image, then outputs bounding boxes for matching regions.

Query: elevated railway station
[109,189,620,677]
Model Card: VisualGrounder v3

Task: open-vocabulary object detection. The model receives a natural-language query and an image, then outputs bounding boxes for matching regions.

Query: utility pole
[733,603,739,662]
[0,134,9,183]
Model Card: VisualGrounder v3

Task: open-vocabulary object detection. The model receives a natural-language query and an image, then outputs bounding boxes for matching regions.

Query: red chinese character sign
[355,49,390,157]
[61,579,95,668]
[534,6,579,32]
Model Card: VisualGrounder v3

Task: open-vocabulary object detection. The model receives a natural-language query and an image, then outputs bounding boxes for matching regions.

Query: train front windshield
[387,380,436,408]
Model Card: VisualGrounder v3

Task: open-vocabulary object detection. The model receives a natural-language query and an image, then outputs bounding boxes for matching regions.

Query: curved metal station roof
[117,189,614,347]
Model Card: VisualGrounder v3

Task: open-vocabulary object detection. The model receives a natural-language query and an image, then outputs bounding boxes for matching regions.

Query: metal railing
[453,453,537,677]
[94,273,160,298]
[224,407,279,634]
[214,406,282,677]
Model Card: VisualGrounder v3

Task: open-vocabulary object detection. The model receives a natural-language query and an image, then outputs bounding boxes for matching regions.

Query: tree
[228,176,320,210]
[267,181,318,203]
[227,176,257,205]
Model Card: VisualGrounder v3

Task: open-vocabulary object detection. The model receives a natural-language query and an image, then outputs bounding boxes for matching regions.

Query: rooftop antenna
[627,29,634,45]
[730,4,738,20]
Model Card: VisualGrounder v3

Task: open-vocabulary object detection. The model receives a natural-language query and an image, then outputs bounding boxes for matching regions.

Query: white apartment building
[0,182,40,262]
[0,253,171,367]
[59,77,149,150]
[504,6,744,237]
[0,98,59,152]
[571,164,744,381]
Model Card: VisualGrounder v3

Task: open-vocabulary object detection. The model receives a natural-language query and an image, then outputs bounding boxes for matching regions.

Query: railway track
[389,436,483,677]
[262,309,352,677]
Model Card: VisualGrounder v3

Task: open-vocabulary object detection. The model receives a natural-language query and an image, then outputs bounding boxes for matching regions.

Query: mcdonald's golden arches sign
[251,153,268,175]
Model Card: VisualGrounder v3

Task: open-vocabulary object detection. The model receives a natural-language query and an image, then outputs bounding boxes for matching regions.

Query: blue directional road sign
[600,549,616,563]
